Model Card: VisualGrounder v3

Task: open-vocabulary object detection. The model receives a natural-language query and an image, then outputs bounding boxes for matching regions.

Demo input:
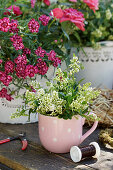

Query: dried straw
[90,89,113,127]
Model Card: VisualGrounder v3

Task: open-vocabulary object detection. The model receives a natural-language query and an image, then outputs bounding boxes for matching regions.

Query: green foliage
[17,55,100,121]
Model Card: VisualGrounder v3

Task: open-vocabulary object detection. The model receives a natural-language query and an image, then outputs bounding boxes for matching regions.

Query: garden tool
[0,133,28,150]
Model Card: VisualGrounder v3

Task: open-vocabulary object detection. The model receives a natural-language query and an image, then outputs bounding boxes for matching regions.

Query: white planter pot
[71,43,113,89]
[0,65,58,124]
[0,81,38,124]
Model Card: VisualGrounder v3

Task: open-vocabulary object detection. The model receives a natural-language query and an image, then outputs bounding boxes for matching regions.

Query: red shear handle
[0,139,10,144]
[21,140,28,150]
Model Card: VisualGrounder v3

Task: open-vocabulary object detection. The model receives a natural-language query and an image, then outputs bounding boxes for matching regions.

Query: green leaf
[73,31,81,43]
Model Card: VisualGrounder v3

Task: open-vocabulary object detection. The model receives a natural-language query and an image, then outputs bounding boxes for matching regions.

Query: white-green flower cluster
[53,68,68,90]
[69,55,80,76]
[26,90,36,101]
[30,81,41,90]
[37,90,66,116]
[106,9,112,20]
[70,83,100,113]
[91,29,102,38]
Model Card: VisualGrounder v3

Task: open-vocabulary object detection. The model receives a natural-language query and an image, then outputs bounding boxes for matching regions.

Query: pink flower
[4,5,22,16]
[0,17,10,32]
[15,64,27,79]
[0,59,2,64]
[51,8,64,19]
[10,34,22,43]
[39,15,50,26]
[5,94,14,101]
[13,41,24,50]
[83,0,99,12]
[0,71,13,86]
[5,61,15,73]
[35,47,46,58]
[25,65,36,78]
[14,55,27,65]
[0,88,13,101]
[47,50,56,61]
[47,50,61,67]
[28,19,40,33]
[23,48,31,55]
[31,0,36,8]
[10,34,24,50]
[43,0,50,6]
[36,58,48,75]
[60,8,85,31]
[54,40,58,43]
[9,19,19,33]
[53,57,61,67]
[0,88,7,94]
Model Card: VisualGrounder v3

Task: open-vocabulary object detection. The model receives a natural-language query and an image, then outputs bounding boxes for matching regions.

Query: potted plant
[0,0,99,123]
[13,55,100,153]
[0,0,65,123]
[69,0,113,89]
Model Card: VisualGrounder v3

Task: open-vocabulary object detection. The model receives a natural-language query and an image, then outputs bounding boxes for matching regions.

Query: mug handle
[80,112,98,144]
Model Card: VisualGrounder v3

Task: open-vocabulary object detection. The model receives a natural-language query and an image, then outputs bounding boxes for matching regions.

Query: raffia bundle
[90,89,113,127]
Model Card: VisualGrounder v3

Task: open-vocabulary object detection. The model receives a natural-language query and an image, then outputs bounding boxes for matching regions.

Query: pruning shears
[0,133,28,150]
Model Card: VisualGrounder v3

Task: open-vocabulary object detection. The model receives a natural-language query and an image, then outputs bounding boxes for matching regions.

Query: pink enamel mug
[38,112,98,153]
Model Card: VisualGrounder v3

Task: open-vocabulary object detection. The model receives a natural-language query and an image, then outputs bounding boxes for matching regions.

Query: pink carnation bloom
[36,58,48,75]
[39,15,50,26]
[0,17,10,32]
[28,19,40,33]
[0,71,13,86]
[14,55,27,65]
[0,88,13,101]
[23,48,31,55]
[53,57,61,67]
[10,34,22,43]
[25,65,37,78]
[47,50,56,61]
[13,41,24,50]
[9,19,19,33]
[5,61,15,74]
[0,88,7,98]
[10,34,24,50]
[15,64,27,79]
[4,5,22,16]
[35,47,46,58]
[51,8,64,19]
[83,0,99,12]
[60,8,85,31]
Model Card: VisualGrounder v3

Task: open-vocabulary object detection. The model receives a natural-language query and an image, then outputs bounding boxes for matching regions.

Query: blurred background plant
[57,0,113,49]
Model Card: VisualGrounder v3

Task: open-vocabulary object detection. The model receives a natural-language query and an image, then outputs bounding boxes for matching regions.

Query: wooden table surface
[0,123,112,170]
